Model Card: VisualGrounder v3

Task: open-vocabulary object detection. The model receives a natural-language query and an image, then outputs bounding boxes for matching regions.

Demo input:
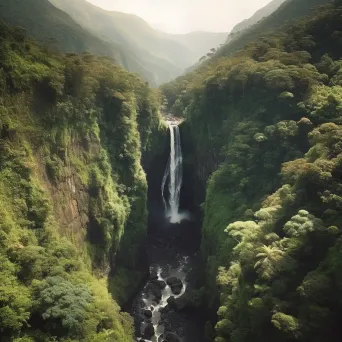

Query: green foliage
[34,276,92,336]
[271,312,300,337]
[0,20,163,341]
[163,1,342,341]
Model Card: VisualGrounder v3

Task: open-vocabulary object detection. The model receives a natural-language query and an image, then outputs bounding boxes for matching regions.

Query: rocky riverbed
[130,218,206,342]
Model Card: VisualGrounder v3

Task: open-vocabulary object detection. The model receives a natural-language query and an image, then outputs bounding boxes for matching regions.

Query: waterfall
[161,124,183,223]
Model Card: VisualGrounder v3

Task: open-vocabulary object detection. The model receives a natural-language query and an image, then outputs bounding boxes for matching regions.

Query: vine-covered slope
[0,21,165,341]
[162,1,342,341]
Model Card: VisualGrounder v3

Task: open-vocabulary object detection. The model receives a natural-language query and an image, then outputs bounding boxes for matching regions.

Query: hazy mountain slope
[49,0,227,84]
[169,31,228,59]
[230,0,286,35]
[0,0,156,83]
[218,0,332,58]
[49,0,192,84]
[0,0,112,56]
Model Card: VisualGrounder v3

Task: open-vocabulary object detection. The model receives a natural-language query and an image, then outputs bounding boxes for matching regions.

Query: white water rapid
[138,259,188,342]
[161,124,183,223]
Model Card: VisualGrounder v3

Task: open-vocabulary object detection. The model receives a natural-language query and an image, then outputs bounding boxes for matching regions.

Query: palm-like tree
[254,245,284,279]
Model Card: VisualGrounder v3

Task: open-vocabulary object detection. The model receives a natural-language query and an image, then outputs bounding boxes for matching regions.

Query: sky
[85,0,274,34]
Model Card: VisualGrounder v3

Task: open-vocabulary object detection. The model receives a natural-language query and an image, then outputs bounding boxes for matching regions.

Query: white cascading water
[161,124,183,223]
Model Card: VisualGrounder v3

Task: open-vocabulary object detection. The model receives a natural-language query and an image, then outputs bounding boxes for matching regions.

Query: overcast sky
[85,0,273,34]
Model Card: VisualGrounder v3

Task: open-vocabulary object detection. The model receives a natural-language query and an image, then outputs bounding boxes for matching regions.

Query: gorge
[1,0,342,342]
[129,120,205,341]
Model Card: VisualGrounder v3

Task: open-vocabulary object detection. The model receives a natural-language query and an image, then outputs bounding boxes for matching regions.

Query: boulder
[166,277,183,295]
[143,323,155,339]
[167,289,204,311]
[160,270,169,279]
[144,310,152,319]
[154,279,167,289]
[150,270,159,281]
[146,282,162,301]
[167,296,176,307]
[164,332,180,342]
[172,285,182,295]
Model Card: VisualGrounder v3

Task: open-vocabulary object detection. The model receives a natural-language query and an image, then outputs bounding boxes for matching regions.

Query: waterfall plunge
[161,124,183,223]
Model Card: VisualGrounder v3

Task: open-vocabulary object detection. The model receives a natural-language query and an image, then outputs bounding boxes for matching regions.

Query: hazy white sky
[85,0,273,34]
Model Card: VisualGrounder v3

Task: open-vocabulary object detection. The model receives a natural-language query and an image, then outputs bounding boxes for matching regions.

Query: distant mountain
[49,0,227,85]
[0,0,227,85]
[0,0,113,56]
[218,0,332,58]
[230,0,286,36]
[0,0,157,82]
[169,31,228,59]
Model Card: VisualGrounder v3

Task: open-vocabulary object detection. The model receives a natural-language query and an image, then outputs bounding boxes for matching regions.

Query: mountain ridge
[49,0,227,84]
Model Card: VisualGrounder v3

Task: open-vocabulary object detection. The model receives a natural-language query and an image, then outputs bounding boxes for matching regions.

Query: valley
[1,0,342,341]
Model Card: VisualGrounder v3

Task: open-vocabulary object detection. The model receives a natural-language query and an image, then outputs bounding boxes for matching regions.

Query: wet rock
[166,277,182,287]
[144,310,152,319]
[166,277,183,295]
[143,323,155,339]
[150,270,159,280]
[146,282,162,301]
[160,270,169,278]
[167,296,176,307]
[172,286,182,295]
[153,279,167,289]
[159,305,170,314]
[166,288,204,312]
[164,332,180,342]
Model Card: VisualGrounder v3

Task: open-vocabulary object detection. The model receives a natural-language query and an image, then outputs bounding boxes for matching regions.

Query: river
[128,122,207,342]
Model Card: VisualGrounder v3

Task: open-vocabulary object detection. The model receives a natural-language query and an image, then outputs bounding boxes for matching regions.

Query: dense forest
[0,20,165,341]
[2,0,342,341]
[162,0,342,341]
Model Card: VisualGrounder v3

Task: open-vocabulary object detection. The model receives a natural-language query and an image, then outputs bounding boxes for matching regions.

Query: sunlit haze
[85,0,274,33]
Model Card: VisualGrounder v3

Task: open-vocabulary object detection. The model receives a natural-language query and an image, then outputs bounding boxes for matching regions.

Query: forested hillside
[0,0,119,57]
[49,0,227,85]
[3,0,342,341]
[162,0,342,341]
[0,20,164,341]
[218,0,332,59]
[229,0,285,35]
[0,0,226,87]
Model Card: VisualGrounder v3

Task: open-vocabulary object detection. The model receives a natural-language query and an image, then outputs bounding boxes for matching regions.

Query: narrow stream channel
[129,122,206,342]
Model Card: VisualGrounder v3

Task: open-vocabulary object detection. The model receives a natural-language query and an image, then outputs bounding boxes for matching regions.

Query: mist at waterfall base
[128,121,207,342]
[162,124,191,224]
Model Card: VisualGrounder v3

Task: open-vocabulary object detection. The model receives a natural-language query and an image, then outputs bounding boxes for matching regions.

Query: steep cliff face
[0,22,166,341]
[163,2,342,341]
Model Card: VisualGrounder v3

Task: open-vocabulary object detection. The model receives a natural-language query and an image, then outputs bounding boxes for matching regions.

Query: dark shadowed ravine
[127,123,207,342]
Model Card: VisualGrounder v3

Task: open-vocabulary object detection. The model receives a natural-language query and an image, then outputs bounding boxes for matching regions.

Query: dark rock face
[164,332,180,342]
[167,289,204,312]
[144,309,152,318]
[166,277,183,295]
[146,282,162,301]
[167,296,176,307]
[150,270,159,280]
[143,323,155,339]
[161,269,170,278]
[154,279,167,289]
